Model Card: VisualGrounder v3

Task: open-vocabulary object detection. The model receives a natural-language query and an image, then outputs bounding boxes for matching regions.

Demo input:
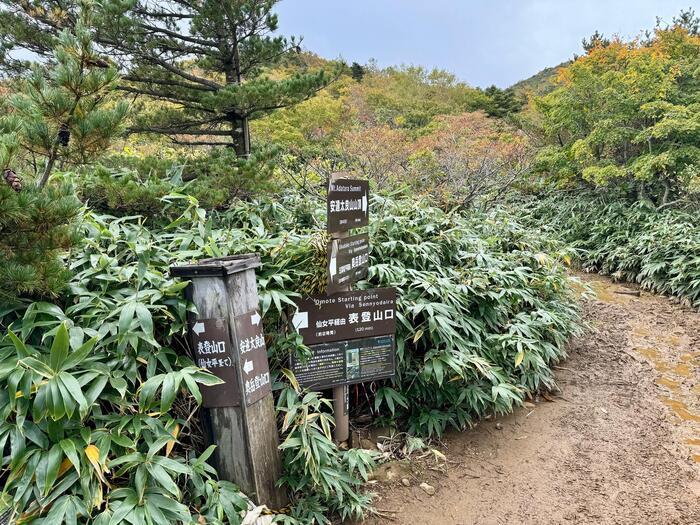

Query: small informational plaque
[327,233,370,295]
[327,178,369,233]
[291,334,395,389]
[292,287,396,345]
[233,310,272,406]
[190,317,240,408]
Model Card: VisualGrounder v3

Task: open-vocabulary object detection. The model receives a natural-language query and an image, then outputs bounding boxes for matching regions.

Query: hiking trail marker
[327,233,369,294]
[293,173,397,443]
[171,255,286,509]
[327,178,369,233]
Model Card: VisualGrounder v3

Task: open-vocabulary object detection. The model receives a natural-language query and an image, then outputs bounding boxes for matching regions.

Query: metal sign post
[171,255,286,509]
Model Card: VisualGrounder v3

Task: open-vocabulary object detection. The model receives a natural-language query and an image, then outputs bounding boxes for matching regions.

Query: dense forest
[0,1,698,523]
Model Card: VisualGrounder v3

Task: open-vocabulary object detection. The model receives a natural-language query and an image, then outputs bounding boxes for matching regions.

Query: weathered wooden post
[170,254,287,509]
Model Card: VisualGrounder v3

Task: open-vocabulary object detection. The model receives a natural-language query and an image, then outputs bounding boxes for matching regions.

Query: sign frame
[291,334,395,390]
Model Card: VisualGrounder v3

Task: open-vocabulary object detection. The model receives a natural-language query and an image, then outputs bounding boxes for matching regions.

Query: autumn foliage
[527,22,700,206]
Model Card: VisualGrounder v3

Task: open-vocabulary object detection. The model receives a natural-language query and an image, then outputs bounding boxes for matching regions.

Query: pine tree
[582,30,611,53]
[484,86,524,118]
[0,14,128,187]
[0,0,333,155]
[351,62,366,82]
[0,14,106,302]
[0,181,81,302]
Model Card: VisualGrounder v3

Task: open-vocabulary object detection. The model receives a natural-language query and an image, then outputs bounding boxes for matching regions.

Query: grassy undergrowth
[518,195,700,309]
[0,190,581,524]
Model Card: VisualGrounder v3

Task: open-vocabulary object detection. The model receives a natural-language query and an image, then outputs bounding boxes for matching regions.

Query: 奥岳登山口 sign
[291,287,396,346]
[327,233,369,294]
[327,178,369,233]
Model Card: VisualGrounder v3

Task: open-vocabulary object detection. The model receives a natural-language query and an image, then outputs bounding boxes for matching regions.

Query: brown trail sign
[234,310,272,406]
[327,233,369,295]
[327,178,369,233]
[189,317,240,408]
[291,287,396,345]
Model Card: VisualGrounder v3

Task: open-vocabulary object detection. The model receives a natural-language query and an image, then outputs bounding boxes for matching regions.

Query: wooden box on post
[170,254,286,509]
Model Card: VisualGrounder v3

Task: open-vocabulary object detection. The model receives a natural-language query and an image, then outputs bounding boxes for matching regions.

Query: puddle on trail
[660,397,700,423]
[579,274,700,464]
[585,279,632,304]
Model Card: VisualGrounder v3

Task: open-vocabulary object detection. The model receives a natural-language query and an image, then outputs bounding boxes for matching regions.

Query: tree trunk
[227,34,251,157]
[637,181,646,202]
[37,147,58,189]
[231,117,250,157]
[660,178,670,208]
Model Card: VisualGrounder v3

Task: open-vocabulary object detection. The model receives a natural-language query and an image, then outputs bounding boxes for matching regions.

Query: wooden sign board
[291,334,395,389]
[327,233,369,295]
[292,287,396,346]
[190,317,240,408]
[327,178,369,233]
[233,310,271,406]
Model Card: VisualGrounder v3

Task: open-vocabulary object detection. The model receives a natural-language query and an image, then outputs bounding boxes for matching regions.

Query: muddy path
[364,273,700,525]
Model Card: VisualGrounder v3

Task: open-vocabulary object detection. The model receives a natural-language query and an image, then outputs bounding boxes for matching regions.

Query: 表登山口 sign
[292,287,396,346]
[189,317,240,408]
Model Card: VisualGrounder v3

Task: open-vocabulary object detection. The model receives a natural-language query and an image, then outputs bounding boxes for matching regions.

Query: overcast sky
[275,0,694,88]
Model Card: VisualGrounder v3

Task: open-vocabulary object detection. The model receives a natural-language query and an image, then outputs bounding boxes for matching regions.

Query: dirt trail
[365,273,700,525]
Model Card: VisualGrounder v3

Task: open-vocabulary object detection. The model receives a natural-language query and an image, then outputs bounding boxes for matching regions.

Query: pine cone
[58,123,71,147]
[3,169,22,192]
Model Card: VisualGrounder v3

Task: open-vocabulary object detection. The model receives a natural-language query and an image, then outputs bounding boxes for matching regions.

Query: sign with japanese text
[233,310,271,406]
[327,233,370,295]
[327,178,369,233]
[190,318,240,408]
[292,287,396,346]
[291,335,395,389]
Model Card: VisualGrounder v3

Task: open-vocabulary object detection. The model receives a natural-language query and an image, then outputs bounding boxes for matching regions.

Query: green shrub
[0,199,250,524]
[518,194,700,309]
[1,190,582,523]
[76,148,282,217]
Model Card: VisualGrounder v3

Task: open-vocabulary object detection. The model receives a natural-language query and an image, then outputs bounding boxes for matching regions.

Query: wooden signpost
[171,255,286,509]
[293,174,397,443]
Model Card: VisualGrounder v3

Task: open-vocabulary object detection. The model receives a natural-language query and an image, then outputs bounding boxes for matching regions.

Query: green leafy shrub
[76,148,282,217]
[0,199,251,524]
[1,189,581,523]
[365,196,580,435]
[518,194,700,309]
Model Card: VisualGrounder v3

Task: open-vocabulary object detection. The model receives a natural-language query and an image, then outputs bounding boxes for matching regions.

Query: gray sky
[275,0,694,88]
